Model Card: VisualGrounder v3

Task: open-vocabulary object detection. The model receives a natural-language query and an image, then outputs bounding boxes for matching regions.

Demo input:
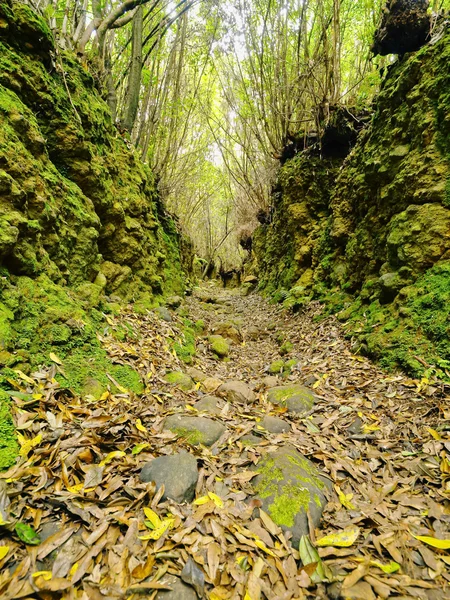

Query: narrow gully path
[0,283,449,600]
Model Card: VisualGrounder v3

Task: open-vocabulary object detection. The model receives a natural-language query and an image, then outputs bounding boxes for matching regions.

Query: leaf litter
[0,282,449,599]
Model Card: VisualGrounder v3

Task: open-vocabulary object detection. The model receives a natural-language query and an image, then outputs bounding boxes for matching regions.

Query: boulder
[166,295,183,309]
[260,415,291,434]
[194,395,223,415]
[185,366,208,382]
[211,322,242,344]
[155,306,173,322]
[163,372,194,391]
[208,335,230,358]
[267,384,316,414]
[201,377,223,393]
[252,445,330,547]
[218,381,255,403]
[140,452,198,503]
[164,415,226,446]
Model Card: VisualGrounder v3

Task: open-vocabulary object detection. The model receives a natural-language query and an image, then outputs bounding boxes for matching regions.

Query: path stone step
[194,395,224,415]
[140,452,198,503]
[260,415,291,433]
[267,384,316,414]
[164,415,226,446]
[218,381,255,403]
[252,445,330,548]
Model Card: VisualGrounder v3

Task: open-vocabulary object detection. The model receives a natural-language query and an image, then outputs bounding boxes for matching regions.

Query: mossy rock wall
[253,26,450,378]
[0,0,184,300]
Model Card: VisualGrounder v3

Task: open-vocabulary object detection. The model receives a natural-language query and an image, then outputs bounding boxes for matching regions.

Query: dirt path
[0,283,449,600]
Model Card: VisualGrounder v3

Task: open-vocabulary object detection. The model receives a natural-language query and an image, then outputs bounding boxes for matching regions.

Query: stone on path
[211,321,242,344]
[260,415,290,433]
[163,371,194,391]
[194,395,223,415]
[201,377,223,393]
[208,335,230,358]
[164,415,226,446]
[140,452,198,503]
[185,366,208,382]
[240,433,263,446]
[166,295,183,308]
[218,381,255,403]
[155,306,172,322]
[260,375,279,388]
[155,574,198,600]
[267,384,316,414]
[252,445,330,548]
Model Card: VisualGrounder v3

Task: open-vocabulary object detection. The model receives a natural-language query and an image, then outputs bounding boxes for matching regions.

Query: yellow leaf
[49,352,62,365]
[312,379,321,389]
[143,507,162,529]
[135,419,147,433]
[335,485,356,510]
[138,518,174,541]
[316,527,360,548]
[185,404,197,412]
[13,370,34,384]
[254,539,276,557]
[67,483,84,494]
[426,427,442,441]
[208,492,224,508]
[193,495,210,505]
[0,546,9,560]
[69,563,79,577]
[362,423,380,433]
[369,560,400,573]
[19,433,42,457]
[99,451,126,467]
[32,571,52,581]
[99,391,110,401]
[411,533,450,549]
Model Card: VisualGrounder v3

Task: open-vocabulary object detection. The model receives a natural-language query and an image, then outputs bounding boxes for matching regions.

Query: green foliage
[0,390,18,470]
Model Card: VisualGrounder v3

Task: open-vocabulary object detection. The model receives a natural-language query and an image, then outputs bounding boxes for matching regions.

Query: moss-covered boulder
[252,445,330,547]
[269,359,285,374]
[267,384,316,414]
[163,415,226,446]
[209,335,230,358]
[163,371,194,391]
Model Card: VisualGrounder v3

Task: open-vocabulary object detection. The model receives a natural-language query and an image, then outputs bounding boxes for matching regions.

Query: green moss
[172,427,206,445]
[269,359,284,374]
[163,371,194,391]
[208,335,229,358]
[254,458,284,499]
[0,390,18,470]
[279,341,293,356]
[268,485,311,527]
[173,322,196,364]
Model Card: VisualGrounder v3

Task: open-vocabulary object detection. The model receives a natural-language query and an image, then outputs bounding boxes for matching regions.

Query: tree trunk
[121,6,143,132]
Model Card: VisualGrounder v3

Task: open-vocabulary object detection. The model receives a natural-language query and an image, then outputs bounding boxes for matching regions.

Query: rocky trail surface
[0,283,449,600]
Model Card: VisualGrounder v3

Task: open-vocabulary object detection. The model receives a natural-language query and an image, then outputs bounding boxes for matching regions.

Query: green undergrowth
[0,390,18,470]
[172,318,198,364]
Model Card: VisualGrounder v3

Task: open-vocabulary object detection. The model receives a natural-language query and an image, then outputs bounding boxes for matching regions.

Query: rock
[82,377,105,400]
[252,445,330,547]
[240,433,263,446]
[211,321,242,344]
[218,381,255,403]
[246,326,260,341]
[155,306,173,322]
[243,275,258,284]
[208,335,230,358]
[164,415,226,446]
[163,372,194,391]
[166,295,183,308]
[140,452,198,503]
[269,359,285,374]
[260,376,279,388]
[267,384,316,415]
[346,417,363,435]
[155,575,198,600]
[195,395,223,415]
[185,366,208,382]
[201,377,223,393]
[260,415,290,434]
[38,520,61,542]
